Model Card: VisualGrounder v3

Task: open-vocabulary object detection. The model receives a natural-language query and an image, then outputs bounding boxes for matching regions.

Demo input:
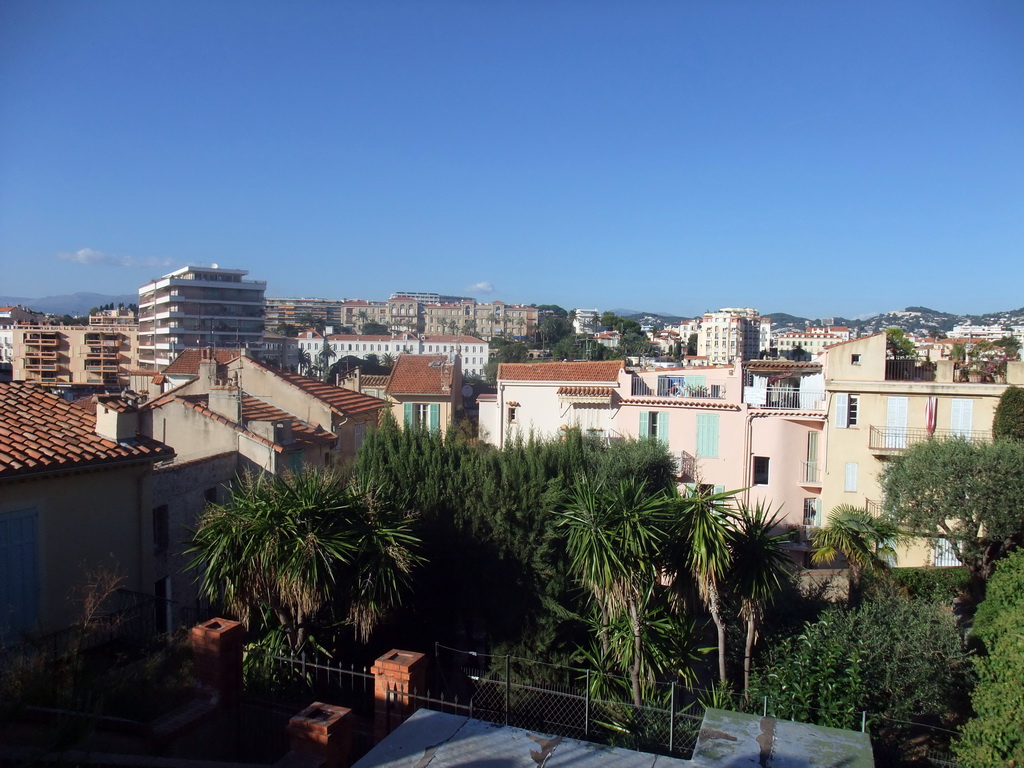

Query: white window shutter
[844,462,858,492]
[836,393,849,429]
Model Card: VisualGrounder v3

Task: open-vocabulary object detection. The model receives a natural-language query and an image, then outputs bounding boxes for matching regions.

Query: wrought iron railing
[868,426,991,451]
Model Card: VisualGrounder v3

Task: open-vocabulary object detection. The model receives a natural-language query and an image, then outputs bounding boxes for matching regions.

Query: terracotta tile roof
[360,375,390,388]
[498,361,624,383]
[618,397,741,411]
[326,334,413,342]
[745,361,823,372]
[170,395,333,452]
[242,358,387,418]
[386,355,454,396]
[0,382,172,479]
[163,348,241,375]
[557,386,616,397]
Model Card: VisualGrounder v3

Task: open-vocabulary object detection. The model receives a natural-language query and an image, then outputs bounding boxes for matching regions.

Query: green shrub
[871,566,970,603]
[993,385,1024,441]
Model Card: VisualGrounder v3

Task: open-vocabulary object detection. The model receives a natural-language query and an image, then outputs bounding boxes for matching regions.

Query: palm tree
[380,353,396,371]
[667,486,737,684]
[729,502,792,695]
[811,504,906,606]
[558,477,674,706]
[317,336,336,382]
[296,349,312,376]
[188,468,422,650]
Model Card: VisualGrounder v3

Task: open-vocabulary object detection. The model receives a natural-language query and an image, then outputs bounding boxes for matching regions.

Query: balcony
[23,362,60,372]
[744,386,825,410]
[85,363,120,373]
[632,376,727,400]
[24,333,59,346]
[868,425,991,454]
[85,348,119,360]
[800,461,821,486]
[865,499,885,517]
[675,450,697,482]
[885,357,936,382]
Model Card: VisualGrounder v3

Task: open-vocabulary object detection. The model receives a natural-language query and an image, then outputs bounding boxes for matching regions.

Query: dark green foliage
[881,438,1024,596]
[993,385,1024,441]
[955,550,1024,767]
[866,566,970,604]
[750,591,971,729]
[354,420,677,659]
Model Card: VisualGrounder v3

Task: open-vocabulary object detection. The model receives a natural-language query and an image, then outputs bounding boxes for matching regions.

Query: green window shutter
[639,411,650,438]
[656,411,669,445]
[0,509,39,643]
[429,403,440,433]
[683,482,697,495]
[404,402,414,428]
[696,413,719,458]
[714,485,725,495]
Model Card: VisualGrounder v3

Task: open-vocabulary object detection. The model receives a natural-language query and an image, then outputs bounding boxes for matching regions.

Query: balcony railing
[632,377,727,399]
[885,357,936,382]
[865,499,885,517]
[868,425,991,452]
[23,362,60,372]
[800,461,821,484]
[744,386,826,410]
[24,334,59,346]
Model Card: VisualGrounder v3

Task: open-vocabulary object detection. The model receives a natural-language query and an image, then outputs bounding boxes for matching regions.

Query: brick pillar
[191,618,245,707]
[371,650,427,742]
[285,702,354,768]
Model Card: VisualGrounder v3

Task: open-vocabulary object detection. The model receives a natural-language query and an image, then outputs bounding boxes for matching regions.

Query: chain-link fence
[434,644,704,758]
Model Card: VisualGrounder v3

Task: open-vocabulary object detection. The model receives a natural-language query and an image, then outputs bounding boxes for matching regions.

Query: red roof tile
[163,348,241,375]
[498,361,624,383]
[557,386,616,397]
[386,355,454,396]
[242,358,387,418]
[0,382,173,479]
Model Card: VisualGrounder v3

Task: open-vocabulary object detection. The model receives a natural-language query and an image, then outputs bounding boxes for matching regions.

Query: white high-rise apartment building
[697,307,771,364]
[138,265,266,370]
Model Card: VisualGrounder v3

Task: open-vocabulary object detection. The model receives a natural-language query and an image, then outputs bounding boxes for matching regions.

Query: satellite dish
[461,384,474,397]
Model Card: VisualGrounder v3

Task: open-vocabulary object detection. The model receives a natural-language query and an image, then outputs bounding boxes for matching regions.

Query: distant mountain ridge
[0,292,139,315]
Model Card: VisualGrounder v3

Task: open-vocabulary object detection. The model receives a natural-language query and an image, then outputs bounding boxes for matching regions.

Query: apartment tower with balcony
[137,266,266,371]
[697,308,772,365]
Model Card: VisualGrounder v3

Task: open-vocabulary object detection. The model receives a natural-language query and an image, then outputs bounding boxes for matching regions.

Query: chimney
[198,348,218,389]
[94,397,139,442]
[208,384,241,423]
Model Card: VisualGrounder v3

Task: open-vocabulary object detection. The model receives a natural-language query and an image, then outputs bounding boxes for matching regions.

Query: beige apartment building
[12,324,138,392]
[820,332,1023,567]
[776,325,852,360]
[697,308,772,364]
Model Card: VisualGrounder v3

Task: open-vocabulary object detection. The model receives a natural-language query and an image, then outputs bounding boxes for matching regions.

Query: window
[404,402,441,433]
[835,393,859,428]
[851,354,861,365]
[696,413,719,458]
[753,456,770,485]
[933,538,962,568]
[950,398,974,437]
[844,462,858,492]
[508,405,518,423]
[153,505,169,553]
[639,411,668,445]
[0,509,38,642]
[803,498,822,527]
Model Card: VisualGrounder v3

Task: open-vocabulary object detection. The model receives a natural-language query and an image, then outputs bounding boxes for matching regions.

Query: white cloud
[468,281,495,294]
[57,248,177,269]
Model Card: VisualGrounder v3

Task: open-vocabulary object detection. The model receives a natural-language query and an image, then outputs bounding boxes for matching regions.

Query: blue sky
[1,1,1022,319]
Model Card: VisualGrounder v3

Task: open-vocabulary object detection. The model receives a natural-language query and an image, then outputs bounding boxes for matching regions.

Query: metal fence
[434,645,705,758]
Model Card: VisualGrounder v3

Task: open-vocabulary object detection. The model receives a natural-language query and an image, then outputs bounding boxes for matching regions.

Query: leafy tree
[751,592,971,730]
[993,385,1024,441]
[994,334,1021,360]
[729,503,792,694]
[188,468,422,650]
[535,304,568,317]
[361,321,388,335]
[954,549,1024,767]
[881,438,1024,599]
[686,333,698,357]
[885,328,916,357]
[811,505,906,606]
